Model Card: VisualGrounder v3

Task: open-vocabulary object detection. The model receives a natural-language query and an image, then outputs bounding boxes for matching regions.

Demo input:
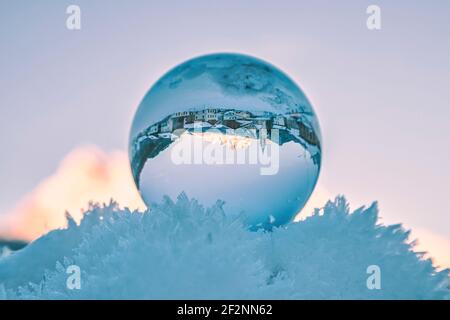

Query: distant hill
[0,239,27,251]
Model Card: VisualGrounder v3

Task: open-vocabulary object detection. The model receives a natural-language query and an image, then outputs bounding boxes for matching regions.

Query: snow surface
[0,194,448,299]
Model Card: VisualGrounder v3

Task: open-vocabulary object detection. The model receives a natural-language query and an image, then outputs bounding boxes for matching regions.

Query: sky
[0,1,449,266]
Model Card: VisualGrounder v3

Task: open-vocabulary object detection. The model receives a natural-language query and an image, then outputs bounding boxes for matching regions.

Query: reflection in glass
[129,53,322,229]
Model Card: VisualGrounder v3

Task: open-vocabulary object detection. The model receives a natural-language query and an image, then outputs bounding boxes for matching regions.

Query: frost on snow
[0,194,448,299]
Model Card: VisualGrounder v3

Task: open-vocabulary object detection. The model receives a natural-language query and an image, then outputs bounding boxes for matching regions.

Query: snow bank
[0,194,448,299]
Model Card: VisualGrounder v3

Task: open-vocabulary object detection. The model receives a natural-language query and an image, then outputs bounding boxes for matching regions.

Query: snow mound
[0,194,448,299]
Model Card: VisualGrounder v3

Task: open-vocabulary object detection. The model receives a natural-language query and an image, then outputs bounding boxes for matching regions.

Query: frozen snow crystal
[0,194,448,299]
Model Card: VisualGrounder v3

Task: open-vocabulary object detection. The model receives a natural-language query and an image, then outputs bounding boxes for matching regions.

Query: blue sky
[0,0,449,254]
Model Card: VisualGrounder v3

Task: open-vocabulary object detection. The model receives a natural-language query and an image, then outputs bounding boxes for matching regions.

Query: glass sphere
[129,53,321,229]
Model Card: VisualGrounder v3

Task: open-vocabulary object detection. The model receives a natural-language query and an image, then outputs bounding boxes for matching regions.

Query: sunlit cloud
[295,183,332,221]
[0,146,146,241]
[411,228,450,270]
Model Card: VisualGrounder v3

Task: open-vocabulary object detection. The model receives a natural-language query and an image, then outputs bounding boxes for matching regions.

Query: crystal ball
[129,53,321,229]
